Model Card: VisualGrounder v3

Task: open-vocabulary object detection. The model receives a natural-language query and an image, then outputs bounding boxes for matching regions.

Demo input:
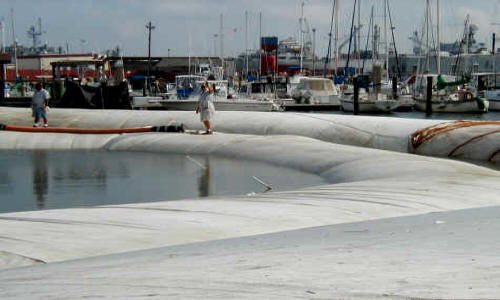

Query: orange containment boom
[0,124,184,134]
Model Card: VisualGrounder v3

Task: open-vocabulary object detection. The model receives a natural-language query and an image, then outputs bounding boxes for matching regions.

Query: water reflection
[31,151,49,209]
[0,164,11,193]
[1,151,327,213]
[198,157,213,197]
[52,154,108,188]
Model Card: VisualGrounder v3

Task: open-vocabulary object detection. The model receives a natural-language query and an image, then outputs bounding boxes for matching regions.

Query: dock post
[392,76,398,99]
[353,76,359,115]
[0,64,4,101]
[426,76,433,116]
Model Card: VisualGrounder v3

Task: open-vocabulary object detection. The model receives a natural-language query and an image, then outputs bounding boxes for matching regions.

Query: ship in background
[0,16,122,82]
[236,23,499,80]
[234,3,395,78]
[409,22,489,56]
[235,37,315,75]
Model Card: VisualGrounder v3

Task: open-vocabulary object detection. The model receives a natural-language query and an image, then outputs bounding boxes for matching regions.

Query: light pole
[146,21,156,95]
[213,34,218,57]
[312,28,316,76]
[146,21,156,79]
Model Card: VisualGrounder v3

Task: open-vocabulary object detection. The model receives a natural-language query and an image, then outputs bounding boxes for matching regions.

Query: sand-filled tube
[1,116,500,299]
[1,107,500,162]
[410,120,500,161]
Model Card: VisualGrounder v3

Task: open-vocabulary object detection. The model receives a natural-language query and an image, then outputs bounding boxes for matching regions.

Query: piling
[392,76,398,99]
[353,76,359,115]
[426,76,433,116]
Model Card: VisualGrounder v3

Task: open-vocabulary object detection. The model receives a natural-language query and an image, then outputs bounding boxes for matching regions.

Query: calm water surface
[319,110,500,121]
[0,151,328,213]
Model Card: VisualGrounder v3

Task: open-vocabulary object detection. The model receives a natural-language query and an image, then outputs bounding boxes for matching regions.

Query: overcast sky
[1,0,500,57]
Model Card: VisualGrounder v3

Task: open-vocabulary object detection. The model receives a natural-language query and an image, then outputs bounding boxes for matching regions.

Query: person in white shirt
[31,82,50,127]
[195,83,216,134]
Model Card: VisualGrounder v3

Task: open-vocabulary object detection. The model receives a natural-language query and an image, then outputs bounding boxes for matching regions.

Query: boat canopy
[298,78,336,92]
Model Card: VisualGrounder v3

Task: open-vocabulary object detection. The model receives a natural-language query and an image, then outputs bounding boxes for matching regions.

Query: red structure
[260,36,278,75]
[260,55,276,74]
[261,37,278,52]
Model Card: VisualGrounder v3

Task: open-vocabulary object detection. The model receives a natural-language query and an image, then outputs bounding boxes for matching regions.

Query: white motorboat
[291,77,341,106]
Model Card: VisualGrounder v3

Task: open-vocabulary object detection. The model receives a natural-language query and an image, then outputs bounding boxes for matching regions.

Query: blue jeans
[33,107,48,120]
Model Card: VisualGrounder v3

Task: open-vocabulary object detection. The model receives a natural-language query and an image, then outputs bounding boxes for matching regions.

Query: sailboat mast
[324,1,335,77]
[426,0,430,73]
[437,0,441,75]
[220,13,224,67]
[245,10,248,76]
[335,0,340,75]
[345,0,357,72]
[312,28,316,76]
[0,19,4,52]
[300,2,304,74]
[1,18,5,94]
[10,8,17,79]
[493,33,497,87]
[384,0,388,82]
[465,14,469,56]
[259,12,262,77]
[188,31,191,75]
[357,0,361,73]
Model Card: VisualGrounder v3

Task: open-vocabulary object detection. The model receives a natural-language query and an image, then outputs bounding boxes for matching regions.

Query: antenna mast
[27,17,44,49]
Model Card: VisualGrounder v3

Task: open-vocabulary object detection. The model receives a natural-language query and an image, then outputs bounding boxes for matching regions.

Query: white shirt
[32,89,50,108]
[197,91,212,110]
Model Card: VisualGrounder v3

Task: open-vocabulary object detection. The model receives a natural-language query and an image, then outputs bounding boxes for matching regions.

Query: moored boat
[412,75,488,113]
[291,77,341,105]
[341,92,400,113]
[484,89,500,111]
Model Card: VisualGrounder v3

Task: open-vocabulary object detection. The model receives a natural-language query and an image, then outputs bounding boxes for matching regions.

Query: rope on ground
[411,120,500,149]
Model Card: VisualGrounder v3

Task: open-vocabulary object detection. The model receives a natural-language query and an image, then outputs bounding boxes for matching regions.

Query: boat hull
[341,98,400,113]
[132,97,277,112]
[484,90,500,111]
[414,98,488,113]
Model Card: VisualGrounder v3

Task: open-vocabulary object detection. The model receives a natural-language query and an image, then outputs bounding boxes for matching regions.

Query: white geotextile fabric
[1,107,498,161]
[1,107,500,299]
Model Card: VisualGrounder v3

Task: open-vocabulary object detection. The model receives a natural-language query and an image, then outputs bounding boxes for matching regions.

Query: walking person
[31,82,50,127]
[196,82,215,134]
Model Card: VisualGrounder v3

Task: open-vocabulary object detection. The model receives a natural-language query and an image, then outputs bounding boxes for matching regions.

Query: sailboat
[412,0,488,113]
[479,34,500,111]
[340,1,401,113]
